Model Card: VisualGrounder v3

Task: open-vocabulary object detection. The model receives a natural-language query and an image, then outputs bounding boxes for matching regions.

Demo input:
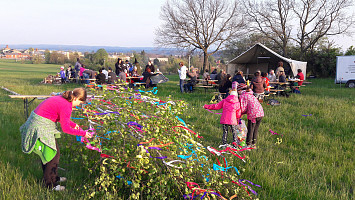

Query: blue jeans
[180,79,185,93]
[83,73,90,84]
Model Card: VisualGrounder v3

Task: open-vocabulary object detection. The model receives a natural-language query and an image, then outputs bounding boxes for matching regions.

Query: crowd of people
[57,58,162,88]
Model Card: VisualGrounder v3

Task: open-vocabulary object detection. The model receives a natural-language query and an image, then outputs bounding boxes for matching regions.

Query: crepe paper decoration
[81,133,102,152]
[127,181,132,185]
[213,163,240,175]
[127,121,143,129]
[176,116,188,127]
[172,126,203,139]
[238,179,261,196]
[204,108,222,115]
[178,154,194,160]
[269,129,283,136]
[135,87,158,95]
[231,180,250,196]
[239,179,261,188]
[104,130,117,135]
[137,138,155,146]
[148,142,174,148]
[96,136,111,140]
[139,145,168,159]
[275,138,282,145]
[101,153,114,158]
[163,160,185,169]
[302,114,313,117]
[94,111,120,115]
[71,117,85,119]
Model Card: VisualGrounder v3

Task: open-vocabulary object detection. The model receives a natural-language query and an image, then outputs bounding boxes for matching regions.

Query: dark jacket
[115,63,125,75]
[232,74,245,84]
[251,76,267,93]
[83,69,95,79]
[96,73,106,84]
[145,64,155,73]
[279,75,286,82]
[107,72,117,84]
[216,72,225,84]
[219,80,232,93]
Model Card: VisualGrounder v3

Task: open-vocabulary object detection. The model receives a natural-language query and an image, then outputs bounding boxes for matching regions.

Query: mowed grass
[0,59,354,199]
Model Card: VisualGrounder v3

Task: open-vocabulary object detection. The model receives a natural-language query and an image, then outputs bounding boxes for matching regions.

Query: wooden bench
[195,85,215,93]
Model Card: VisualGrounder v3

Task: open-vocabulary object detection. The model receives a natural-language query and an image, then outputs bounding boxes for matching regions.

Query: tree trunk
[203,51,209,73]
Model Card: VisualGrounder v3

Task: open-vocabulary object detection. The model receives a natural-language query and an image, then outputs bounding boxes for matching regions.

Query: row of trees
[155,0,354,77]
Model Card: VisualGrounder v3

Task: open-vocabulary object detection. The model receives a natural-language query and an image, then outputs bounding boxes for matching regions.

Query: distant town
[0,45,170,63]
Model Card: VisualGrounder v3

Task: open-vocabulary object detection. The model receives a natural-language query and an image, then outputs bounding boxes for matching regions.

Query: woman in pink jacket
[239,87,264,148]
[204,90,241,145]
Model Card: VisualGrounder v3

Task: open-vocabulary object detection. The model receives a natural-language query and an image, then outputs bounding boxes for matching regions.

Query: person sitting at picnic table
[142,67,158,88]
[101,67,108,80]
[133,59,142,75]
[279,71,287,82]
[232,70,246,84]
[65,66,73,81]
[267,69,276,82]
[275,61,285,79]
[59,66,66,84]
[115,58,123,76]
[145,60,155,73]
[107,67,117,84]
[211,68,217,74]
[261,72,270,92]
[216,69,226,84]
[96,69,106,85]
[82,67,95,84]
[219,74,232,98]
[203,69,210,80]
[250,71,267,101]
[184,68,198,92]
[20,88,92,191]
[295,69,304,86]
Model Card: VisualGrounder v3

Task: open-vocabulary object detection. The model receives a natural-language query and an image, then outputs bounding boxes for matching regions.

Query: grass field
[0,59,354,199]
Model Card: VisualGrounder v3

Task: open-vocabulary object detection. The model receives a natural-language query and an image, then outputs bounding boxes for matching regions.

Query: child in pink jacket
[239,87,264,148]
[204,90,242,145]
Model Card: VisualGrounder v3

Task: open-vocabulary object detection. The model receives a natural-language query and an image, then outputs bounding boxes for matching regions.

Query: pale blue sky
[0,0,163,47]
[0,0,354,50]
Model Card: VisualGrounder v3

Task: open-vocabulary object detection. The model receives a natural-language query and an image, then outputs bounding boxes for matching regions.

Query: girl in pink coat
[204,90,241,145]
[239,87,264,148]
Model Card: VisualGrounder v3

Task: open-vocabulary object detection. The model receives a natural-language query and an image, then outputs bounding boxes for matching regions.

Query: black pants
[222,124,238,145]
[246,117,263,145]
[42,141,60,188]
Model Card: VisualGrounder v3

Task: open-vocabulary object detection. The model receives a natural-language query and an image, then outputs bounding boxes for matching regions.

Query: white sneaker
[58,177,67,182]
[52,185,65,191]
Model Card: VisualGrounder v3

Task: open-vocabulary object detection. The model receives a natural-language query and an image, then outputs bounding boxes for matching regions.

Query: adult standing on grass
[20,88,92,191]
[115,58,123,76]
[275,61,285,79]
[178,62,187,93]
[74,58,82,82]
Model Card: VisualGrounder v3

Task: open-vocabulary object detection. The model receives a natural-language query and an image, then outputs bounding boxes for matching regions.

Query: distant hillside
[2,44,181,55]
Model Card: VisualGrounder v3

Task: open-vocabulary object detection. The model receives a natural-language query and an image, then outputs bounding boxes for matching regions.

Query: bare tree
[293,0,354,59]
[155,0,245,72]
[243,0,294,56]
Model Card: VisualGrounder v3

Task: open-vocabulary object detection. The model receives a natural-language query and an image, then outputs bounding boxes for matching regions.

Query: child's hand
[74,124,80,130]
[84,131,93,139]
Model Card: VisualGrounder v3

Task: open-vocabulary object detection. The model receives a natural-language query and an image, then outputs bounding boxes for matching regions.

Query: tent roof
[227,43,307,76]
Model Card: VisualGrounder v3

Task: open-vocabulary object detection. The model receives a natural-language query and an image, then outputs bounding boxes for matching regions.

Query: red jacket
[204,95,241,125]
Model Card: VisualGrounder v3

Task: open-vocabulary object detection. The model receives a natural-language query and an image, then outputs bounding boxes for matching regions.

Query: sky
[0,0,354,50]
[0,0,164,47]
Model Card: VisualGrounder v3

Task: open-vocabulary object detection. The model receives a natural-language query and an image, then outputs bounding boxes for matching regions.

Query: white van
[335,56,355,88]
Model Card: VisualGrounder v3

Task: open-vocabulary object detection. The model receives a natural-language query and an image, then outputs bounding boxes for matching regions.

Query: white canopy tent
[227,43,307,79]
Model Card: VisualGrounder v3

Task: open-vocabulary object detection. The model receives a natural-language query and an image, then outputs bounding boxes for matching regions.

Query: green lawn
[0,59,354,199]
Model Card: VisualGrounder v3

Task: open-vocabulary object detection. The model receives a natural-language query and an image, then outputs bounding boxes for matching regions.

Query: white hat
[60,66,64,69]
